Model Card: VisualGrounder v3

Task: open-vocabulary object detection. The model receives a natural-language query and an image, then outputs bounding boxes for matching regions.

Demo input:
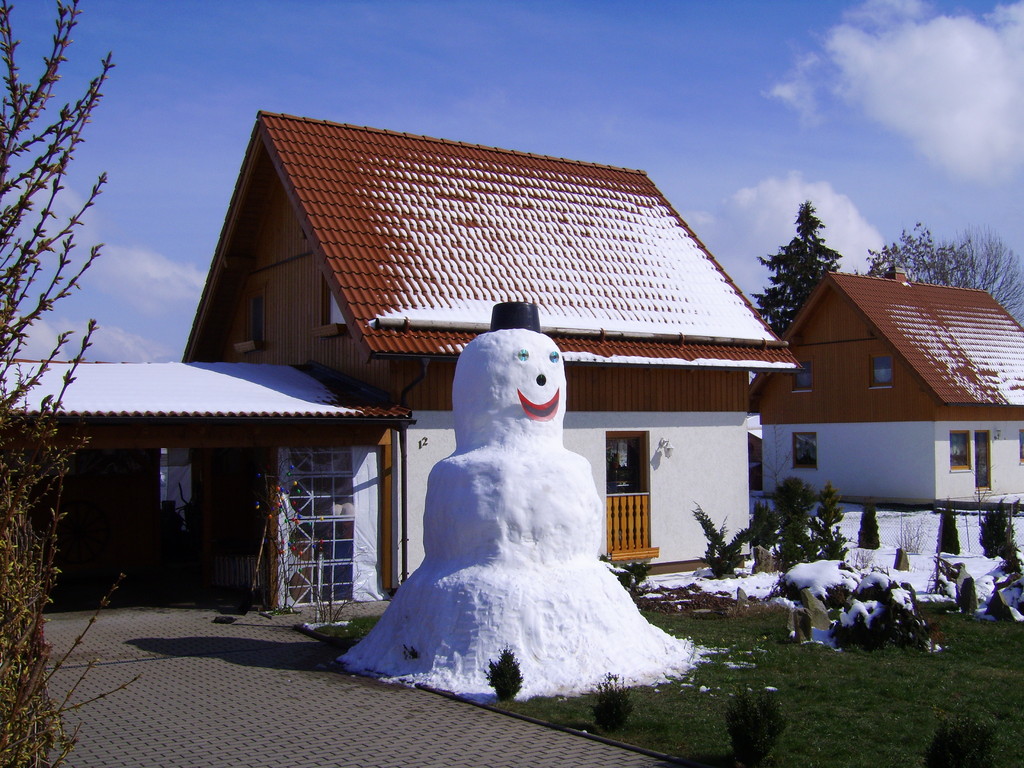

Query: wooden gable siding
[760,290,939,425]
[218,181,393,389]
[396,358,748,413]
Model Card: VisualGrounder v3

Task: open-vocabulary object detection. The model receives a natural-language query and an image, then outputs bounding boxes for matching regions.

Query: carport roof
[17,361,410,420]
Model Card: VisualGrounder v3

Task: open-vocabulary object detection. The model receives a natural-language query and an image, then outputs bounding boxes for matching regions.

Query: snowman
[341,302,696,698]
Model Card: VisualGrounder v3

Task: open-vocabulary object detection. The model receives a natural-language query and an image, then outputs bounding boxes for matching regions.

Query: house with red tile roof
[185,112,795,598]
[752,270,1024,503]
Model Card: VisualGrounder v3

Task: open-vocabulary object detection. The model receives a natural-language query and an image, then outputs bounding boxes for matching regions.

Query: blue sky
[17,0,1024,361]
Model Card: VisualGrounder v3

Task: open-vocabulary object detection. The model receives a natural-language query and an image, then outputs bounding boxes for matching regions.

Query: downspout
[397,358,430,583]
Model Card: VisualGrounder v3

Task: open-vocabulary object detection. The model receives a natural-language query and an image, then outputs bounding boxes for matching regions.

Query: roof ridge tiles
[257,110,651,179]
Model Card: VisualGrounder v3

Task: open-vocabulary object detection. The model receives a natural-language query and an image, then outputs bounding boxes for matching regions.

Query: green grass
[309,615,379,650]
[501,604,1024,768]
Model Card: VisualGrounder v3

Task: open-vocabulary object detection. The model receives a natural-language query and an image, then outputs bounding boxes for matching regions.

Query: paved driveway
[44,607,691,768]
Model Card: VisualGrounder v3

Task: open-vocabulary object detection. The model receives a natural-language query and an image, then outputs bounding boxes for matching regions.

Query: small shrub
[897,517,928,554]
[939,507,961,555]
[747,499,780,549]
[692,504,748,578]
[858,502,880,549]
[725,689,786,768]
[592,674,633,731]
[809,482,847,560]
[486,647,523,702]
[925,714,996,768]
[616,560,651,593]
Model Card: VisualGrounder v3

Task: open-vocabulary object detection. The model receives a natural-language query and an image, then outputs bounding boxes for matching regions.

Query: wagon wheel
[58,500,111,565]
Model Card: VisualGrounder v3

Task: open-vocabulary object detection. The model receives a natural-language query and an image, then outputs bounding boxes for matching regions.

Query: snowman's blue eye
[517,349,529,362]
[549,351,560,363]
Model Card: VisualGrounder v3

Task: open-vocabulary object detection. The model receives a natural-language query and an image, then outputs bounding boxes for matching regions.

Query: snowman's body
[341,326,695,698]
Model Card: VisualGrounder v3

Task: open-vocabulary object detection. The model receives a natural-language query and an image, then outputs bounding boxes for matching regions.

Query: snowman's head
[452,327,567,451]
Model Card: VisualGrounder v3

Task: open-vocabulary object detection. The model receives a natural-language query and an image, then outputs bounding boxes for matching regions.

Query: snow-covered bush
[486,647,523,701]
[592,674,633,731]
[725,690,786,768]
[776,560,859,609]
[925,714,996,768]
[832,573,931,651]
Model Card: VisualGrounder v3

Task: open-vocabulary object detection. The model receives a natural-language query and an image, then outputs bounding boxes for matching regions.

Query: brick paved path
[45,607,688,768]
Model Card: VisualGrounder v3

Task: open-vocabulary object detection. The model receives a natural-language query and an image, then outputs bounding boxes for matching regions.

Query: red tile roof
[827,273,1024,405]
[256,113,791,369]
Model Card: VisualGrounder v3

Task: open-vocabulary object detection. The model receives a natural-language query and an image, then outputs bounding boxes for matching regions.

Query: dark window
[793,360,813,391]
[950,431,970,470]
[606,434,647,494]
[871,355,893,387]
[793,432,817,469]
[249,294,264,343]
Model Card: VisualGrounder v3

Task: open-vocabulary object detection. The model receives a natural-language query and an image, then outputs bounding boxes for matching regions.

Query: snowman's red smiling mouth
[518,389,560,421]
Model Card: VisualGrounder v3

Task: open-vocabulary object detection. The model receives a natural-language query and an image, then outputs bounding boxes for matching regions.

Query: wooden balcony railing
[606,493,659,561]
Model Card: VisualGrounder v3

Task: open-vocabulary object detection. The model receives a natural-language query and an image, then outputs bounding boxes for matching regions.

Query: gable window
[793,432,817,469]
[313,281,346,337]
[870,355,893,387]
[249,293,265,344]
[950,431,971,470]
[793,361,813,391]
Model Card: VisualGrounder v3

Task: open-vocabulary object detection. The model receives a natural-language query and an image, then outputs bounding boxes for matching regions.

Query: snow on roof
[830,274,1024,406]
[15,362,406,419]
[255,113,786,368]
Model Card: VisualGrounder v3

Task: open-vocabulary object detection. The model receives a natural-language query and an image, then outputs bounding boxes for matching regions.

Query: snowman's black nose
[536,374,547,386]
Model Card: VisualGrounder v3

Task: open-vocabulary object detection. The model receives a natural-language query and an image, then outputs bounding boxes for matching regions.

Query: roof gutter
[370,317,788,349]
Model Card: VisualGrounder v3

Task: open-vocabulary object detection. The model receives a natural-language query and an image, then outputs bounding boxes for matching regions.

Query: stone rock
[956,575,978,614]
[799,587,831,631]
[736,587,748,608]
[985,589,1016,621]
[954,562,970,590]
[753,545,778,574]
[789,606,812,642]
[893,548,911,571]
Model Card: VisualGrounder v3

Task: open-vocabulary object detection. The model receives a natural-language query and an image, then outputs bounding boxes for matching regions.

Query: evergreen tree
[939,507,961,555]
[748,499,780,549]
[773,477,817,569]
[809,482,847,560]
[979,503,1010,558]
[754,201,842,335]
[858,502,881,550]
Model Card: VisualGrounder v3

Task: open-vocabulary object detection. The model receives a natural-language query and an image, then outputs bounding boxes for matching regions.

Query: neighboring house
[184,111,795,597]
[753,270,1024,503]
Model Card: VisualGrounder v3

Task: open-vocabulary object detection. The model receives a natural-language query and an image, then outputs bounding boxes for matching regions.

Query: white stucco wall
[762,420,1024,502]
[395,410,750,577]
[932,420,1024,500]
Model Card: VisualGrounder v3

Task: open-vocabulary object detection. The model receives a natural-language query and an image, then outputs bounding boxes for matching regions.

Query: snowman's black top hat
[490,302,541,333]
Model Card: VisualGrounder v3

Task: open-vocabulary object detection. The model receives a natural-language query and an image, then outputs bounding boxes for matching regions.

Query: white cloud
[766,53,824,125]
[23,316,175,363]
[781,0,1024,182]
[86,244,205,314]
[695,172,885,298]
